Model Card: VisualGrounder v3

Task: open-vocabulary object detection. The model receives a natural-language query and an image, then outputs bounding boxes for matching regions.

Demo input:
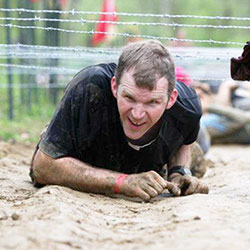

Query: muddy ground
[0,141,250,250]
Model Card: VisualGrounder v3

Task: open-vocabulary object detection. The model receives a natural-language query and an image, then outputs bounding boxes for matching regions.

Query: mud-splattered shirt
[37,63,202,175]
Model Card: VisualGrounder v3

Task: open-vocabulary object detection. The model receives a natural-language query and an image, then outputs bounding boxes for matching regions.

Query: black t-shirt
[38,63,201,175]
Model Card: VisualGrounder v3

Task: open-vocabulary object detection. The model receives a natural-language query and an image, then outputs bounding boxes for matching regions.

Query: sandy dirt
[0,141,250,250]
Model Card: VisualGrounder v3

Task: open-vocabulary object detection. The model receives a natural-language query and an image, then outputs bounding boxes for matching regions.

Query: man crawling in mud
[30,40,209,201]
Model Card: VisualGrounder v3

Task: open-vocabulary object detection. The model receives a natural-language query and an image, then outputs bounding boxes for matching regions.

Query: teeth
[133,121,141,126]
[129,118,143,126]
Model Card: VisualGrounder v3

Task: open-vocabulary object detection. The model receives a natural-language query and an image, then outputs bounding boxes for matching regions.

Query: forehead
[119,71,169,97]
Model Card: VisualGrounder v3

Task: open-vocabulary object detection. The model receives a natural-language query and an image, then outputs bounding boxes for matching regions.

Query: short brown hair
[115,40,176,95]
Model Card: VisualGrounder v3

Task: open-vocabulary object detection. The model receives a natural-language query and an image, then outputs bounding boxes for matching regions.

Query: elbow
[32,149,53,185]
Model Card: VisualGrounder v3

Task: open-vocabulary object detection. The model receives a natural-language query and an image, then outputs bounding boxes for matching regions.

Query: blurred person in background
[194,80,250,145]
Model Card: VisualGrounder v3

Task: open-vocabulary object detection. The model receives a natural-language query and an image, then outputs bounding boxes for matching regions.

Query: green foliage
[0,81,60,143]
[0,117,43,143]
[0,91,56,143]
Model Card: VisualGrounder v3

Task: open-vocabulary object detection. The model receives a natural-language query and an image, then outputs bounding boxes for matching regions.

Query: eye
[125,95,135,102]
[148,100,160,105]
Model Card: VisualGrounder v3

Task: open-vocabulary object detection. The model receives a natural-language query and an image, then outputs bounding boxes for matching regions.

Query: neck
[126,117,163,146]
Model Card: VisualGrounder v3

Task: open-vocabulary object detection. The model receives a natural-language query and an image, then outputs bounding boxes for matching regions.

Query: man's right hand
[120,171,180,201]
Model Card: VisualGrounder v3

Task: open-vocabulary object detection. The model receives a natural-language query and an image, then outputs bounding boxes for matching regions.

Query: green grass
[0,100,56,144]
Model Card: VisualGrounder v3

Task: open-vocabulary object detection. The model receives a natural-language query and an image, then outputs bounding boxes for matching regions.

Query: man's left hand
[170,175,209,196]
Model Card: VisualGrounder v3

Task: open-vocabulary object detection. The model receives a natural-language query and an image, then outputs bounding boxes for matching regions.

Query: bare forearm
[215,89,232,106]
[169,144,193,169]
[168,144,209,195]
[208,104,250,125]
[33,150,181,200]
[33,150,120,194]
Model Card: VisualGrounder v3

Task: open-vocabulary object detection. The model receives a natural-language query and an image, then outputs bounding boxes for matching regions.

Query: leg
[190,142,214,178]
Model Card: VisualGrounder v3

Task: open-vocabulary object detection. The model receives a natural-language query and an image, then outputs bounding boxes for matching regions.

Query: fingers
[184,178,198,195]
[140,172,166,200]
[146,171,181,197]
[123,171,209,201]
[142,185,159,199]
[148,181,164,194]
[135,184,162,202]
[197,182,209,194]
[181,176,209,195]
[122,171,167,201]
[135,188,151,201]
[144,176,181,198]
[141,171,166,195]
[149,171,167,189]
[165,181,181,196]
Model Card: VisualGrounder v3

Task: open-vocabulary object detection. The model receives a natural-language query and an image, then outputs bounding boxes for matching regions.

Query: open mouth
[128,118,145,127]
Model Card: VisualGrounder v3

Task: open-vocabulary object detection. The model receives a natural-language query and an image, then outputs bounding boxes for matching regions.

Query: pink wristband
[114,174,128,194]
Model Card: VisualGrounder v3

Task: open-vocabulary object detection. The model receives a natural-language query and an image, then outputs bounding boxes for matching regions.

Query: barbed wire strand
[0,83,68,88]
[0,43,121,54]
[0,62,230,73]
[0,23,245,46]
[0,63,78,73]
[0,51,232,61]
[0,76,228,89]
[0,63,230,83]
[1,17,250,30]
[0,52,118,59]
[1,8,250,21]
[0,43,241,58]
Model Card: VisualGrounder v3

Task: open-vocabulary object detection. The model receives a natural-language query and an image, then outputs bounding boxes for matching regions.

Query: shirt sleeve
[39,64,114,160]
[183,120,200,145]
[170,82,202,145]
[39,80,86,159]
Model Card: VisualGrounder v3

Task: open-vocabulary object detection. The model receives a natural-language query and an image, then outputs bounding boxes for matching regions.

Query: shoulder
[176,81,197,99]
[76,63,116,82]
[66,63,116,92]
[166,82,202,125]
[175,81,202,117]
[61,63,116,104]
[163,82,202,145]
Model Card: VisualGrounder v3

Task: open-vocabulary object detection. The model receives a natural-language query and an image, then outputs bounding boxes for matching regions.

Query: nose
[131,104,145,120]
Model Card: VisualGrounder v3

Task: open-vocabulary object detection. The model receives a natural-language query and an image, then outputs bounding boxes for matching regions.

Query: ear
[111,76,118,98]
[166,88,178,110]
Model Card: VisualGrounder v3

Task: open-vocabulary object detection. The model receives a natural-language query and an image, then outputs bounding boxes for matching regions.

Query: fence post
[5,0,14,120]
